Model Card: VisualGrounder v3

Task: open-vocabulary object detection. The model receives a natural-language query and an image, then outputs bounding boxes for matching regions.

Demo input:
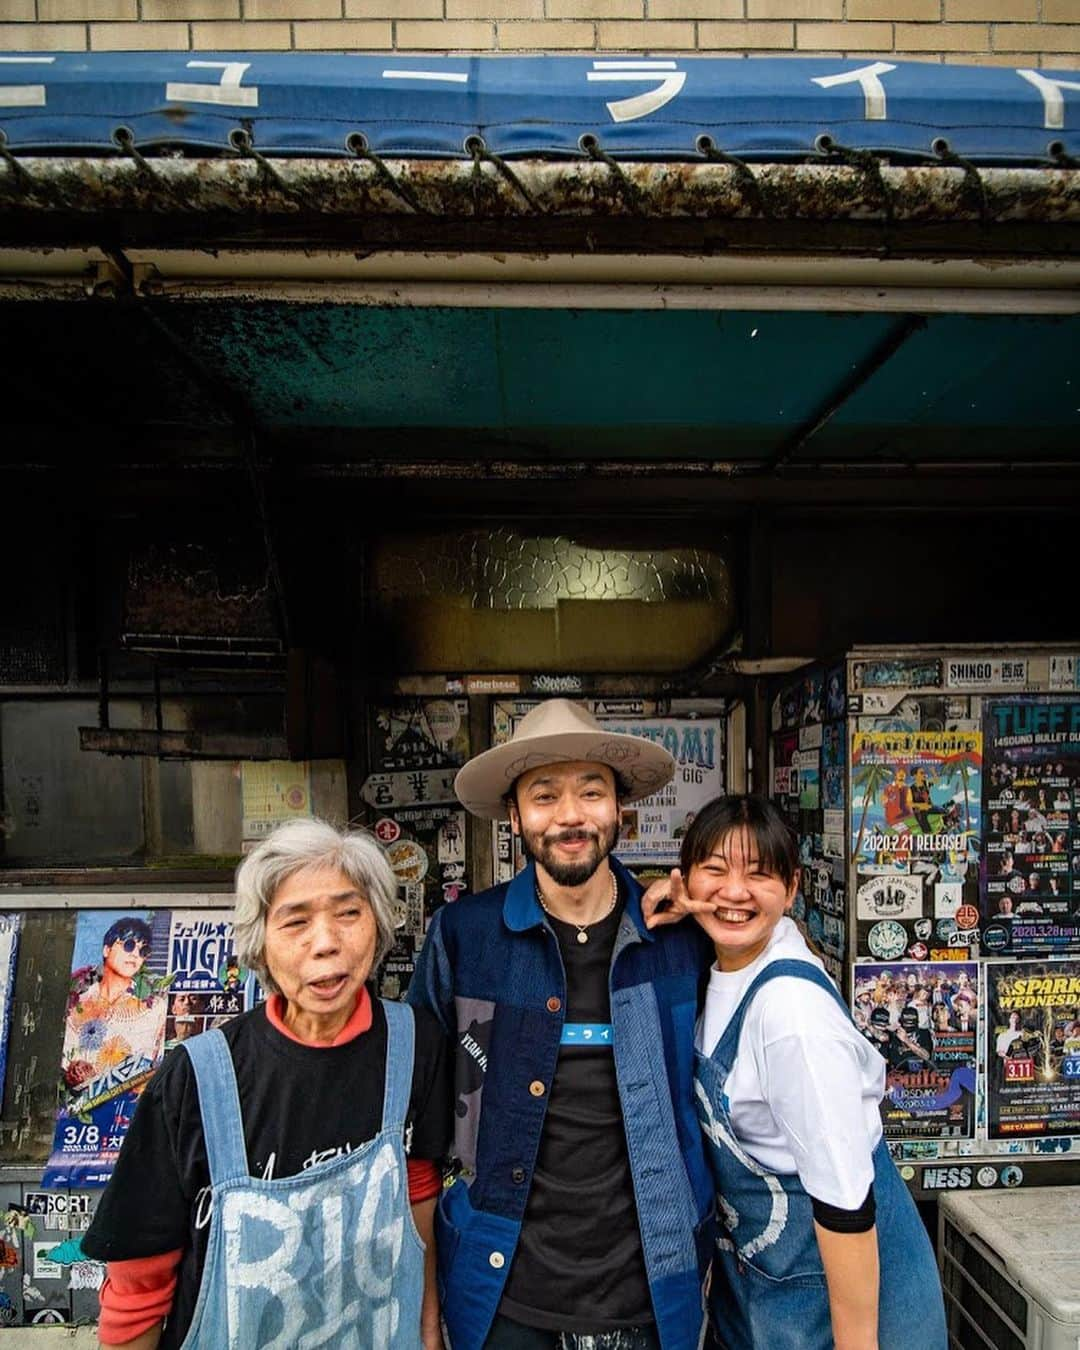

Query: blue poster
[0,915,21,1105]
[43,909,251,1188]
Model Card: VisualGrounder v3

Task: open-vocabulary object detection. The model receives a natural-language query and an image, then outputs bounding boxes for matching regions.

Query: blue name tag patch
[561,1022,613,1046]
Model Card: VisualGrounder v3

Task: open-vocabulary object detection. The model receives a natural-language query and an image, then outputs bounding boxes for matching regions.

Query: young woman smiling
[645,796,945,1350]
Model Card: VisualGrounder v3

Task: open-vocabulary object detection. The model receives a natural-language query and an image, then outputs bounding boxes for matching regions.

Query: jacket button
[489,1251,505,1269]
[529,1080,546,1097]
[512,1166,525,1183]
[546,996,561,1013]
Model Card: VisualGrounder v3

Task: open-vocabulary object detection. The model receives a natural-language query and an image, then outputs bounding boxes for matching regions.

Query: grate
[942,1218,1027,1350]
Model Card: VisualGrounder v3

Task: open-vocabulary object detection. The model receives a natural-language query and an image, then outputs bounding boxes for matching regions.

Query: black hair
[679,794,799,890]
[102,917,153,953]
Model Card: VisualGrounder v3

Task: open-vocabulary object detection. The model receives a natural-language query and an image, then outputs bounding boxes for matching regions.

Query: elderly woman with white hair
[82,819,450,1350]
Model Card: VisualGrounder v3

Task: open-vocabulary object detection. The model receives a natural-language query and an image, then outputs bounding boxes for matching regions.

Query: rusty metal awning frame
[0,156,1078,257]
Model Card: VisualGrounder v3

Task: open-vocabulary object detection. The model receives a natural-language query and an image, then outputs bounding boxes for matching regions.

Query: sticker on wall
[437,812,466,865]
[852,658,943,692]
[935,883,963,918]
[1048,654,1080,691]
[945,658,1028,691]
[386,840,429,884]
[857,875,924,922]
[867,921,909,960]
[373,818,401,845]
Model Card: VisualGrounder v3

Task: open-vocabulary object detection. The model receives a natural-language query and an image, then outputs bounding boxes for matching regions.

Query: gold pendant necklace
[536,871,618,943]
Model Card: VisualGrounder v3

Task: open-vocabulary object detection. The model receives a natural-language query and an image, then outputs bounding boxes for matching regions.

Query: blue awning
[0,53,1077,163]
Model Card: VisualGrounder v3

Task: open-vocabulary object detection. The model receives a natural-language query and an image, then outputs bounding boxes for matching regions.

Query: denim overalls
[177,998,426,1349]
[694,959,946,1350]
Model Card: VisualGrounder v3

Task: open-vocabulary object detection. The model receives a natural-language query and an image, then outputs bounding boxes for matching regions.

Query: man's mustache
[546,829,597,845]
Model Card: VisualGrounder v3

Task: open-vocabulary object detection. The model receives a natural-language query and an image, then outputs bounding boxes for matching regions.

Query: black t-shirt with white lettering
[499,895,653,1332]
[82,992,449,1349]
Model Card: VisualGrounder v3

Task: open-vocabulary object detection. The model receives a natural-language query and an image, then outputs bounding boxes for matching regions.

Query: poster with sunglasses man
[44,912,171,1188]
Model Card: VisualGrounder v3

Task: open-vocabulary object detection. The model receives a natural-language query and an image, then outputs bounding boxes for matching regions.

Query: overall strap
[711,958,848,1076]
[379,998,416,1132]
[182,1029,250,1187]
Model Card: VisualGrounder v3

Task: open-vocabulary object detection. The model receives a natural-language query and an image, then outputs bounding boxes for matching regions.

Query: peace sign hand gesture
[641,869,717,930]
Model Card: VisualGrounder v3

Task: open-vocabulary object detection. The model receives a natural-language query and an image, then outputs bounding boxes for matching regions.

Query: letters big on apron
[693,960,946,1350]
[178,998,425,1349]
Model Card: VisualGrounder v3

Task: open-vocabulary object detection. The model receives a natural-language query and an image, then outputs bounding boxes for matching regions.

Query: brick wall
[1,0,1077,68]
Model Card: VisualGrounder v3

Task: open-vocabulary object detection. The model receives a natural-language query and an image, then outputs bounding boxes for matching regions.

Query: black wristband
[811,1184,876,1234]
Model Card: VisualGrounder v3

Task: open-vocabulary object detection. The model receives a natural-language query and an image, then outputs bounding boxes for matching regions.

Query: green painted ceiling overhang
[5,301,1078,464]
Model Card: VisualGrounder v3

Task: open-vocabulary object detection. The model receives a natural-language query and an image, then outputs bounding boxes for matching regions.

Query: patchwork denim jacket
[407,856,714,1350]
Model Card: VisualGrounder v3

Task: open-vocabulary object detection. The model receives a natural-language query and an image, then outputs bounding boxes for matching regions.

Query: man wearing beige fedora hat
[408,700,714,1350]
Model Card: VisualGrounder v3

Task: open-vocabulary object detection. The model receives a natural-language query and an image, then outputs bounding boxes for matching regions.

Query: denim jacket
[407,856,714,1350]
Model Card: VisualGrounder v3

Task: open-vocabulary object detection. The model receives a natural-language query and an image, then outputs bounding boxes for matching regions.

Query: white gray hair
[233,818,399,994]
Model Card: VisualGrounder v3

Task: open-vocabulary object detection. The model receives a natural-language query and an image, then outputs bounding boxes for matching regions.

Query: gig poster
[854,962,978,1140]
[982,697,1080,956]
[987,959,1080,1139]
[44,909,251,1188]
[850,729,982,961]
[0,915,19,1106]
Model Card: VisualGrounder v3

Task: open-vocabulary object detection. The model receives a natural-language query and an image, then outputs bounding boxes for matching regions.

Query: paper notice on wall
[241,761,312,842]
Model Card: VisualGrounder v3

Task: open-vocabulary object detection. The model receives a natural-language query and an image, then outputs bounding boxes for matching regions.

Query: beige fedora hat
[454,699,676,820]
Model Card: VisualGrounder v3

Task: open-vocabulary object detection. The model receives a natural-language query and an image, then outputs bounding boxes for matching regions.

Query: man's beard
[521,820,620,888]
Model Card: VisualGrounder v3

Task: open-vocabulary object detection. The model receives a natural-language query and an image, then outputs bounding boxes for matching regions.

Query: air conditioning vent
[939,1188,1080,1350]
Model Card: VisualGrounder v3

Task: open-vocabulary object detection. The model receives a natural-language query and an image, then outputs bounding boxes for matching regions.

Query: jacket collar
[503,855,654,942]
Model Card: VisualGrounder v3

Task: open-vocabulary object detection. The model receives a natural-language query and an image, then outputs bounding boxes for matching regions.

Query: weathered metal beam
[79,727,289,759]
[0,159,1076,257]
[765,314,927,471]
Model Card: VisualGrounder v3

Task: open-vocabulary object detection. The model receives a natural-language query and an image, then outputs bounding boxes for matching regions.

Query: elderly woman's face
[263,865,377,1025]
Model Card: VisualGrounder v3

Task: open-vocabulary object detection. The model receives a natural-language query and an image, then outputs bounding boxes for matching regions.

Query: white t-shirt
[695,917,885,1211]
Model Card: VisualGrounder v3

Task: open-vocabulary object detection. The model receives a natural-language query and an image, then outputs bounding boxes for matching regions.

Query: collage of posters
[771,666,847,979]
[851,727,982,962]
[854,962,978,1139]
[987,960,1080,1139]
[363,698,472,1000]
[43,909,252,1188]
[982,697,1080,955]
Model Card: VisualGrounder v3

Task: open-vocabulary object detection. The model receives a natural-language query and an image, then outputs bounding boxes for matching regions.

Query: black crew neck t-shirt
[499,897,653,1332]
[82,992,449,1350]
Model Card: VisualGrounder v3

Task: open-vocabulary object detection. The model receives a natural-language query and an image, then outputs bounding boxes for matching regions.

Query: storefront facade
[1,11,1079,1334]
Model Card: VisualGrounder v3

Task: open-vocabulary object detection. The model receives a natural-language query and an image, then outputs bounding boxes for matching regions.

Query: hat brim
[454,729,676,820]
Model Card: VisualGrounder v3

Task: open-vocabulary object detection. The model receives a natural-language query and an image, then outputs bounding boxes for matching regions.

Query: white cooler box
[939,1186,1080,1350]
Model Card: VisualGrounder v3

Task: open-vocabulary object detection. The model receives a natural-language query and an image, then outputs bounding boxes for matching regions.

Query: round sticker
[900,1165,915,1181]
[982,924,1010,952]
[1000,1165,1023,1188]
[976,1167,998,1188]
[936,919,959,943]
[914,918,933,940]
[867,920,907,960]
[907,942,929,961]
[386,839,429,883]
[374,817,401,845]
[955,904,980,930]
[1008,873,1027,895]
[285,785,308,811]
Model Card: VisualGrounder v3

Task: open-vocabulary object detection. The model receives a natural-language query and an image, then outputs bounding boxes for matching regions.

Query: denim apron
[178,998,426,1349]
[694,959,946,1350]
